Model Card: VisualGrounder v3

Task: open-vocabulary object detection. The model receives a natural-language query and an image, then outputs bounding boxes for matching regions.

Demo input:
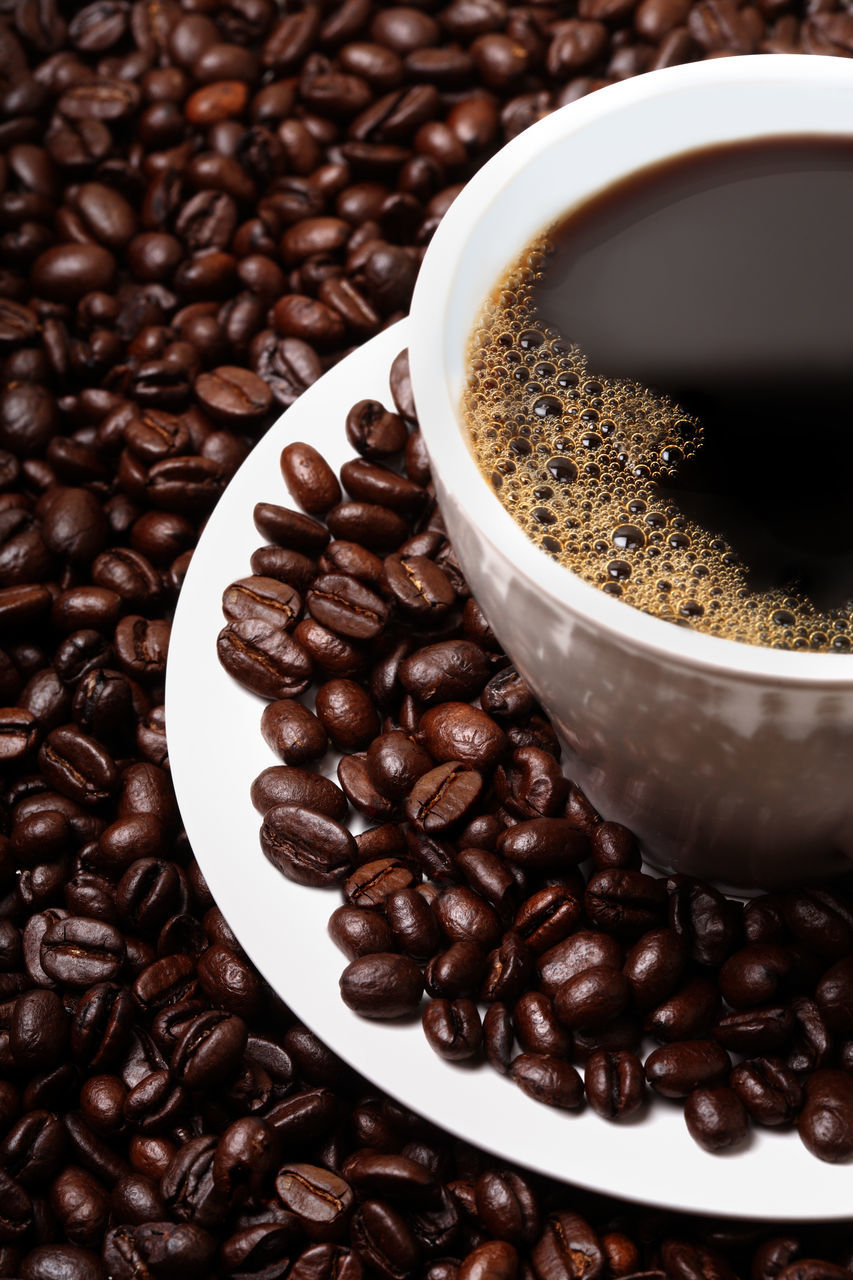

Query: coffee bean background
[3,1,853,1276]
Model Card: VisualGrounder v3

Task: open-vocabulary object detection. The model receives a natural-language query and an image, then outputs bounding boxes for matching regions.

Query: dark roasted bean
[645,976,721,1043]
[514,990,571,1060]
[422,998,482,1060]
[623,928,687,1010]
[669,877,740,966]
[276,1163,354,1241]
[554,965,631,1031]
[222,576,302,630]
[328,905,396,960]
[41,918,125,987]
[538,931,622,998]
[307,573,389,639]
[797,1069,853,1162]
[644,1040,731,1099]
[217,619,312,699]
[405,762,484,834]
[251,765,348,820]
[261,803,356,887]
[730,1056,802,1126]
[500,817,588,871]
[585,869,667,938]
[346,400,408,459]
[684,1085,749,1152]
[281,442,343,515]
[339,952,424,1018]
[584,1050,645,1120]
[261,699,328,764]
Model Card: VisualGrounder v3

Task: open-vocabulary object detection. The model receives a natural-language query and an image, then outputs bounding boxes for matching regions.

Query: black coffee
[464,136,853,652]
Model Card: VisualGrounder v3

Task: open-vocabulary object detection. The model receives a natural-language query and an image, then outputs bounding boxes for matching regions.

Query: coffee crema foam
[463,242,853,653]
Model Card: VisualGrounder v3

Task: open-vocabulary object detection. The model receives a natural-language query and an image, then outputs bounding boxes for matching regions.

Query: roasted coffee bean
[730,1056,802,1126]
[815,955,853,1035]
[684,1086,749,1152]
[422,997,482,1060]
[172,1008,248,1089]
[554,965,631,1032]
[320,540,385,586]
[434,886,502,951]
[669,877,740,966]
[418,703,507,773]
[590,821,641,870]
[218,618,312,699]
[531,1212,604,1280]
[307,574,389,640]
[195,365,273,425]
[455,847,516,918]
[623,928,687,1010]
[644,1040,731,1099]
[0,1109,66,1188]
[514,991,572,1059]
[328,904,396,960]
[70,983,132,1070]
[261,803,356,887]
[339,952,424,1018]
[251,765,347,821]
[425,940,486,1000]
[538,931,622,999]
[713,1004,794,1055]
[338,758,396,824]
[514,888,583,956]
[41,917,125,987]
[481,933,533,1002]
[383,552,455,616]
[275,1163,354,1241]
[719,943,792,1009]
[499,818,588,871]
[222,576,302,630]
[280,442,343,515]
[585,870,667,938]
[251,544,318,593]
[510,1053,585,1111]
[484,1002,514,1076]
[196,944,263,1020]
[367,731,433,801]
[346,400,408,459]
[340,459,425,517]
[787,996,833,1074]
[261,699,328,765]
[9,987,68,1069]
[797,1069,853,1162]
[38,726,119,808]
[399,641,491,706]
[254,502,331,554]
[645,976,721,1043]
[386,888,442,959]
[584,1050,645,1120]
[406,762,484,834]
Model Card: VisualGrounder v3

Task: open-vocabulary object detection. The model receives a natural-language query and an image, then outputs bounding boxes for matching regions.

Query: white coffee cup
[409,54,853,890]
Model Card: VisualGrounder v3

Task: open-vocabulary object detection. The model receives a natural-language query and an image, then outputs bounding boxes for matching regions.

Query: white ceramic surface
[167,321,853,1221]
[409,55,853,889]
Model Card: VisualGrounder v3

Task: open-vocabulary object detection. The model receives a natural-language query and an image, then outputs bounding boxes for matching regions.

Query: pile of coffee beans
[226,367,853,1168]
[3,0,853,1275]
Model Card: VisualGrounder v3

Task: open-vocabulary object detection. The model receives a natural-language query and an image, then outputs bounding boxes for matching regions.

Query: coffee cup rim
[409,53,853,687]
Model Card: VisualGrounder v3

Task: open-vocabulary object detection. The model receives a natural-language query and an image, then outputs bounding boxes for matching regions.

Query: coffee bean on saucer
[684,1086,749,1152]
[339,953,424,1018]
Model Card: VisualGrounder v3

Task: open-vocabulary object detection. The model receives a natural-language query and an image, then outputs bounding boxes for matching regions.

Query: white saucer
[166,319,852,1222]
